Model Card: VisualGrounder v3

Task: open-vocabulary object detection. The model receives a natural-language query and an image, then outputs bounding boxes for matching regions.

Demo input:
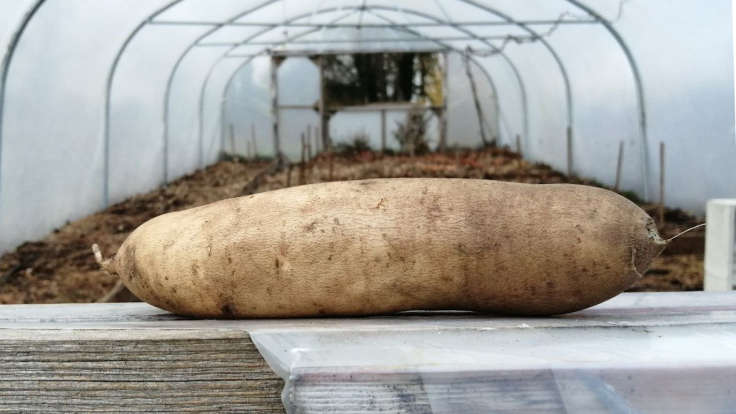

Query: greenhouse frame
[0,0,734,253]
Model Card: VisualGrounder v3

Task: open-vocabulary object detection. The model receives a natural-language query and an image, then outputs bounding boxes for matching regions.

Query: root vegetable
[96,179,667,317]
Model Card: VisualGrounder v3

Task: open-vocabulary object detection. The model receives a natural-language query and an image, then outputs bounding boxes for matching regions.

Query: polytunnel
[0,0,734,253]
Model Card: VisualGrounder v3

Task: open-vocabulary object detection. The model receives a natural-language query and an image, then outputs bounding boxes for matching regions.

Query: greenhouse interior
[0,0,735,412]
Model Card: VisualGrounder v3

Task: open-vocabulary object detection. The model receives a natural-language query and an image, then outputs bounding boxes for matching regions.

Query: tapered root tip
[92,244,103,265]
[91,243,115,274]
[632,219,668,277]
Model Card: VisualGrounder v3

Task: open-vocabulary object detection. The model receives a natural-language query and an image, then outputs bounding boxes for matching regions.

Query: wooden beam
[271,56,285,157]
[439,52,449,152]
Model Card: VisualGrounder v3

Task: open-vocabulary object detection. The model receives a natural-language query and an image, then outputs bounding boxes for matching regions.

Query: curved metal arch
[565,0,650,199]
[203,9,357,162]
[364,10,504,147]
[102,0,184,206]
[354,5,531,142]
[163,0,284,177]
[0,0,46,215]
[468,56,502,145]
[212,4,531,157]
[350,5,531,144]
[457,0,574,170]
[166,3,357,173]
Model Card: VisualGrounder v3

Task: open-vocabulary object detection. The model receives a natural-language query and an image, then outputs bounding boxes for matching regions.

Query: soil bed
[0,148,704,304]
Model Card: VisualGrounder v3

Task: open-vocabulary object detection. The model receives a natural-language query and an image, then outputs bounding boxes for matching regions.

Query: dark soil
[0,148,704,304]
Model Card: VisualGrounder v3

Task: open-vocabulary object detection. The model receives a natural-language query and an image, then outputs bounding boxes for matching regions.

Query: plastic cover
[250,291,736,413]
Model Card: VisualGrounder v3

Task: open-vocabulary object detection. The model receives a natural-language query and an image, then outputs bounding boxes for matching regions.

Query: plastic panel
[109,24,209,203]
[0,0,170,253]
[0,1,35,55]
[250,291,736,413]
[224,57,275,158]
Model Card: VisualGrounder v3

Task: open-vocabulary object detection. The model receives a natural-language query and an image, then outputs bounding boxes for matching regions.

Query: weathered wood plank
[0,334,285,413]
[1,292,736,412]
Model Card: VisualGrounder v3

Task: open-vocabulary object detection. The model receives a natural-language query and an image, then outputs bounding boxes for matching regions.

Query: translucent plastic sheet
[0,0,171,252]
[250,292,736,413]
[109,24,209,203]
[0,1,34,55]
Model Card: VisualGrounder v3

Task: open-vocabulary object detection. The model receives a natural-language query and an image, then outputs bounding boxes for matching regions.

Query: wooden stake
[659,141,665,226]
[566,126,573,177]
[251,123,257,159]
[229,124,235,154]
[286,164,292,187]
[380,109,387,154]
[299,133,306,185]
[314,126,320,154]
[439,51,449,152]
[614,141,624,192]
[314,129,320,156]
[515,134,522,156]
[271,56,282,157]
[306,128,312,160]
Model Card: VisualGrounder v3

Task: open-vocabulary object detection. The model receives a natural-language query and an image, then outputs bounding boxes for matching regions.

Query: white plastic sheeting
[0,0,734,253]
[249,291,736,412]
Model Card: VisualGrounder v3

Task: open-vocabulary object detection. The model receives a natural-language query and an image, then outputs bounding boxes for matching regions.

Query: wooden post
[614,140,624,192]
[271,56,283,158]
[251,123,257,159]
[306,127,312,160]
[299,133,306,185]
[313,125,320,155]
[439,52,449,152]
[566,126,573,177]
[318,56,331,151]
[314,126,320,154]
[659,141,665,225]
[286,164,292,187]
[380,109,387,154]
[229,123,235,155]
[516,134,522,156]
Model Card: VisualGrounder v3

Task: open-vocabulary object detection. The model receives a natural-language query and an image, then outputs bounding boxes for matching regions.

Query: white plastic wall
[0,0,172,253]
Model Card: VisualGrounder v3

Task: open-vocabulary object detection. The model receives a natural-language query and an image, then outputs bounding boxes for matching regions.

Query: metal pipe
[566,0,650,200]
[0,0,46,215]
[365,10,526,149]
[215,11,360,158]
[102,0,184,207]
[217,4,533,162]
[210,4,529,160]
[368,6,531,146]
[187,8,356,166]
[463,52,488,146]
[150,20,599,28]
[458,0,574,169]
[468,56,502,146]
[162,0,283,182]
[228,47,449,58]
[197,34,541,47]
[197,60,224,168]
